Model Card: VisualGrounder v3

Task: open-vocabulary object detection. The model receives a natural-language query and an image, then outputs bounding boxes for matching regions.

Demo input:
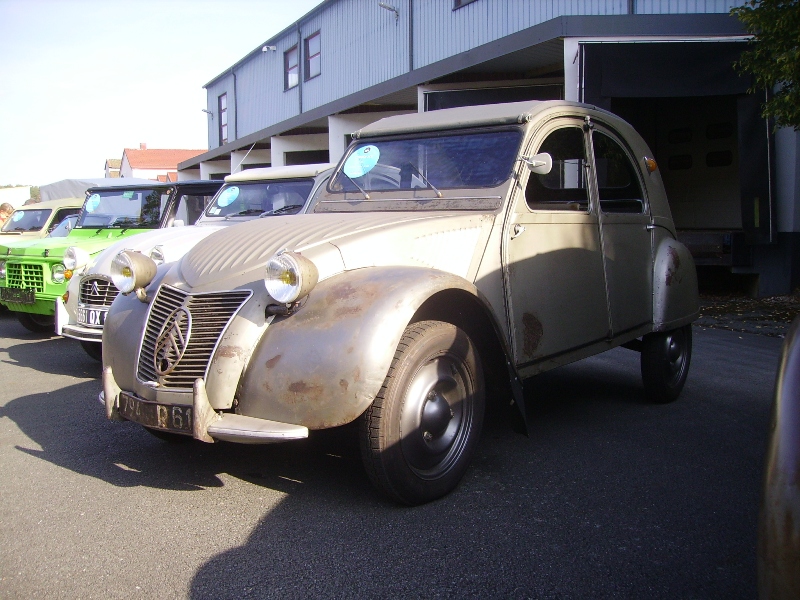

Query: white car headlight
[149,245,166,266]
[264,250,319,304]
[0,260,5,279]
[111,250,157,294]
[52,264,66,283]
[63,246,90,271]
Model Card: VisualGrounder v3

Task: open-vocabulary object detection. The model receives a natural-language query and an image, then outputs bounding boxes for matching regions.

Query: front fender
[238,266,479,429]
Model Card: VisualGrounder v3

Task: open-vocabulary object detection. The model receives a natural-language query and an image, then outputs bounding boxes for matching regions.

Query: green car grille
[6,263,45,292]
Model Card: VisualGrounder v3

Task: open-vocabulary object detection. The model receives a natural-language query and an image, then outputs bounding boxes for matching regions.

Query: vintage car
[58,164,332,360]
[0,180,221,332]
[0,197,84,241]
[102,100,699,505]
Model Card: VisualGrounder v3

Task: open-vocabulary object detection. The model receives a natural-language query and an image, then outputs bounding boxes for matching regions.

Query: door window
[525,127,590,211]
[592,131,645,214]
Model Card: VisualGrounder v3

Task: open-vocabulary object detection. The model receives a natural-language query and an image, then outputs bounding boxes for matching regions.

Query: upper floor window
[453,0,479,9]
[304,32,321,81]
[285,45,299,90]
[218,93,228,145]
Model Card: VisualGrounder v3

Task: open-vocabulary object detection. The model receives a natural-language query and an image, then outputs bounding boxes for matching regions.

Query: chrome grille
[137,285,251,389]
[6,263,44,292]
[79,277,119,307]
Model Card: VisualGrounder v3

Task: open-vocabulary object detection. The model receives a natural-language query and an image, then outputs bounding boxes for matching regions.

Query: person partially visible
[0,203,14,227]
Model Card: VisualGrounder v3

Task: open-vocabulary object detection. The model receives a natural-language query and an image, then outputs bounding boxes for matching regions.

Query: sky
[0,0,322,187]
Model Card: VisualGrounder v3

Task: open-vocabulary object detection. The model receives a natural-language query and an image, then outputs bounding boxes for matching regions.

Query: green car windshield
[1,209,51,233]
[76,189,171,229]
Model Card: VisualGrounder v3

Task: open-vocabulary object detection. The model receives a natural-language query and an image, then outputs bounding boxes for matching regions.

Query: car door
[506,119,610,373]
[588,123,653,336]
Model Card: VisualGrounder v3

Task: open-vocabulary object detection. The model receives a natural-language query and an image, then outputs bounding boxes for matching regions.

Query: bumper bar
[101,367,308,444]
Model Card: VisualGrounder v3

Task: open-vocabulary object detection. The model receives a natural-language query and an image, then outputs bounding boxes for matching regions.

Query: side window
[526,127,590,211]
[173,195,208,225]
[592,131,645,214]
[50,208,80,231]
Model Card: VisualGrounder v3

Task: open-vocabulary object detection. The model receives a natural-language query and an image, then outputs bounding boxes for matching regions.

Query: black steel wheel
[360,320,485,505]
[641,325,692,403]
[15,312,54,334]
[80,340,103,362]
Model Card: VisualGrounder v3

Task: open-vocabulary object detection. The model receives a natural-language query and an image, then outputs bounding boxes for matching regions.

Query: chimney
[139,143,147,150]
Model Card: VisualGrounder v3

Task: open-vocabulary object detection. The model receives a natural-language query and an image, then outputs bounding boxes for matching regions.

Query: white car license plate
[77,307,107,327]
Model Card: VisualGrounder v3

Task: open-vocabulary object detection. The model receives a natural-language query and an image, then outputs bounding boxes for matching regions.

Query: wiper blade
[339,171,370,200]
[259,205,303,217]
[224,209,262,220]
[404,163,442,198]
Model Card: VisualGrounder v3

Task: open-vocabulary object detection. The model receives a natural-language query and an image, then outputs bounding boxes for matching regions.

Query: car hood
[84,224,230,276]
[2,228,150,259]
[178,211,496,289]
[0,231,43,241]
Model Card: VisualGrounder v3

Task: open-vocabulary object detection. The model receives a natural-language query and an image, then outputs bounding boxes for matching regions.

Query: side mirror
[172,219,185,227]
[521,152,553,175]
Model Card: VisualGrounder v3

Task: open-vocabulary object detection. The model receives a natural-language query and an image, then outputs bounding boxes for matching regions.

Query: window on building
[453,0,479,9]
[304,32,321,81]
[285,45,299,90]
[218,93,228,145]
[285,149,330,166]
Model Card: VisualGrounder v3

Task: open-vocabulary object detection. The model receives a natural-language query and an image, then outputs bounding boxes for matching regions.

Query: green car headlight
[149,245,166,266]
[0,260,5,279]
[52,264,66,283]
[111,250,157,294]
[264,250,318,304]
[63,246,90,271]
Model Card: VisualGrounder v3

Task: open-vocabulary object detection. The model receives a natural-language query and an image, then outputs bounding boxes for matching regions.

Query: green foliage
[731,0,800,130]
[30,186,40,201]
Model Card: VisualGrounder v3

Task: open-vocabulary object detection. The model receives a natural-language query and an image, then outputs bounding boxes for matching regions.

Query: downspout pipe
[230,68,238,140]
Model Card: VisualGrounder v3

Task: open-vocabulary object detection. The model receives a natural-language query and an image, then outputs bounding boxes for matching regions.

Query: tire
[641,325,692,403]
[15,312,54,334]
[80,340,103,362]
[359,320,485,505]
[145,427,192,443]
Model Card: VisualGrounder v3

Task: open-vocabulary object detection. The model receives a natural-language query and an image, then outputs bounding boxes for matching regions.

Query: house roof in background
[124,148,205,170]
[105,158,121,168]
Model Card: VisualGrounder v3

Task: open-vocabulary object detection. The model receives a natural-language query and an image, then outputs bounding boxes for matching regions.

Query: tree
[731,0,800,130]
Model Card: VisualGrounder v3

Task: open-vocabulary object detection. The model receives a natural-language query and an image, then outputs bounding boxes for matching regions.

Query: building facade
[180,0,800,296]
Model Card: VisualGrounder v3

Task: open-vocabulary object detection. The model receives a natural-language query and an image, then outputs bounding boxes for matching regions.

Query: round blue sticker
[12,211,24,222]
[343,145,380,178]
[217,186,239,207]
[85,194,101,213]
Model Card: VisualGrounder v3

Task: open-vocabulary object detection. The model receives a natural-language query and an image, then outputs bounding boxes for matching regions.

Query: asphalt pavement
[0,310,783,599]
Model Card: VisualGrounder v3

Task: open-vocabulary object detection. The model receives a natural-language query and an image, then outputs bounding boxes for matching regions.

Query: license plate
[118,392,193,434]
[1,287,35,304]
[77,307,107,327]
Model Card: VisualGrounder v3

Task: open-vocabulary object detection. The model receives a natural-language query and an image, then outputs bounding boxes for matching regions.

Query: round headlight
[52,264,66,283]
[149,245,165,266]
[0,260,6,279]
[111,250,157,294]
[264,250,319,304]
[63,246,90,271]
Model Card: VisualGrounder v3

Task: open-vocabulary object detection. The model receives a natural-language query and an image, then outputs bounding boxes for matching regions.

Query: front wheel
[359,320,485,505]
[80,340,103,362]
[16,312,54,334]
[641,325,692,403]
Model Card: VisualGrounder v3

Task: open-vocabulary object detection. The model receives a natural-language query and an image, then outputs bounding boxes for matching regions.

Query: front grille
[137,284,251,389]
[80,277,119,307]
[6,263,44,292]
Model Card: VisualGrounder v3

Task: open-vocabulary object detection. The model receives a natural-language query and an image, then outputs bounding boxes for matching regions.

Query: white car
[58,164,332,359]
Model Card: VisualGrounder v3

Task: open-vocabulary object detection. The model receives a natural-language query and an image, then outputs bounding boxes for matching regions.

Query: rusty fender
[652,236,699,331]
[237,265,481,430]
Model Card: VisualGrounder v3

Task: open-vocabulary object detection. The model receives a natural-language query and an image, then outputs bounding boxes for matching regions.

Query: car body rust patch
[217,345,244,359]
[665,247,683,286]
[265,354,282,369]
[522,312,543,357]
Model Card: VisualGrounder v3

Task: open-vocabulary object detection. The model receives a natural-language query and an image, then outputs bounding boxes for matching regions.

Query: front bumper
[101,366,309,444]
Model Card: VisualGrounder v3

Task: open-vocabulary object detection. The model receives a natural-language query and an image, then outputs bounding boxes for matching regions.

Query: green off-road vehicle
[0,180,221,332]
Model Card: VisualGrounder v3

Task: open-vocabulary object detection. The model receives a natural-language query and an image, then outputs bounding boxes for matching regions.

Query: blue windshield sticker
[12,211,24,222]
[217,186,239,207]
[343,145,380,178]
[86,194,101,213]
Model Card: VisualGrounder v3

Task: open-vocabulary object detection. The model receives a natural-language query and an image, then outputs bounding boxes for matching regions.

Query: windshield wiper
[339,172,370,200]
[404,163,442,198]
[259,205,303,217]
[224,209,263,220]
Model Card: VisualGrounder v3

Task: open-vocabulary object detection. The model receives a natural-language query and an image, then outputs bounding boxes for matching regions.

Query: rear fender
[238,266,481,429]
[652,235,699,331]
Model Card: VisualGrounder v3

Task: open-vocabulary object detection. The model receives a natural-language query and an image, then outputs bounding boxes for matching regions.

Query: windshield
[328,129,523,196]
[47,214,79,238]
[1,209,51,233]
[202,179,315,219]
[76,189,171,229]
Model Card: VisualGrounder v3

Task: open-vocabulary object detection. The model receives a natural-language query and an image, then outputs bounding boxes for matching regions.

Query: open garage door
[580,41,776,265]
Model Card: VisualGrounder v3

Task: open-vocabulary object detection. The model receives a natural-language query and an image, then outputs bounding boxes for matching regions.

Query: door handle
[646,224,656,230]
[511,224,526,239]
